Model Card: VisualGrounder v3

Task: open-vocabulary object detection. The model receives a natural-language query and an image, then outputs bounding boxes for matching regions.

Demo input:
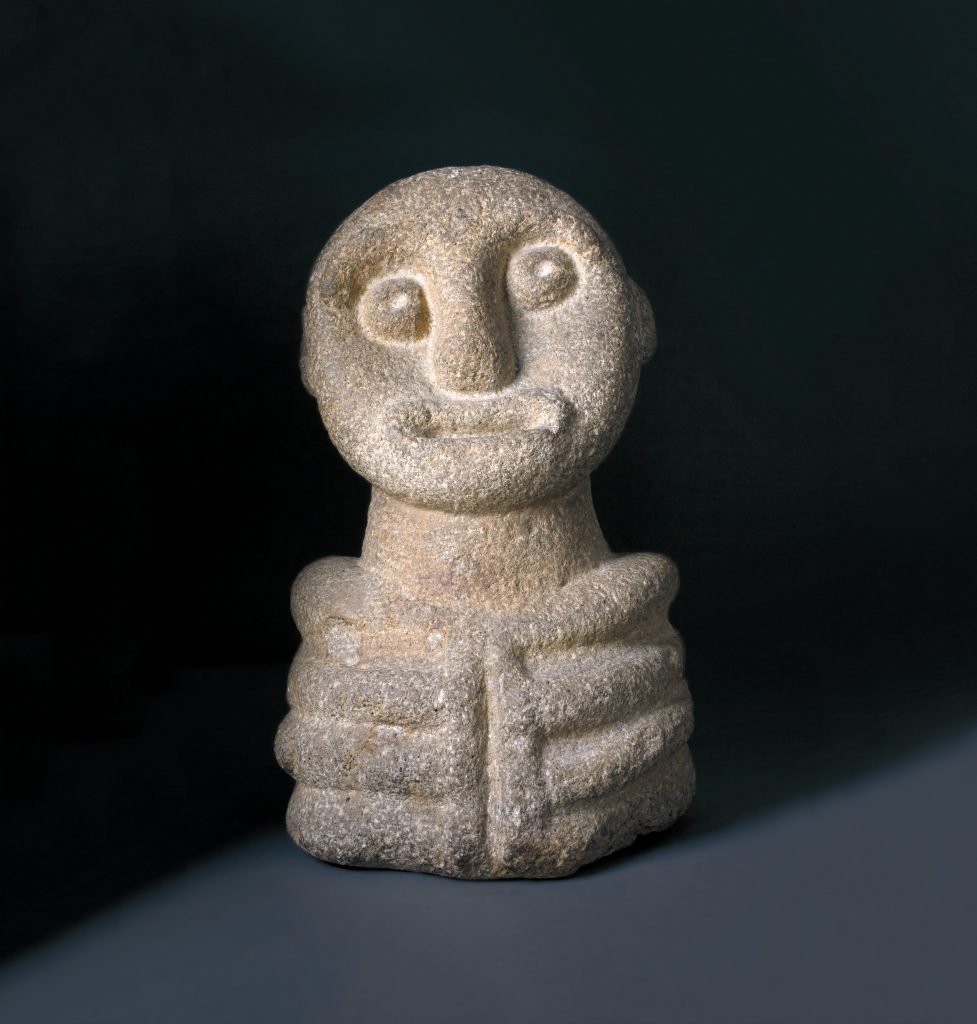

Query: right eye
[358,276,430,343]
[507,246,579,311]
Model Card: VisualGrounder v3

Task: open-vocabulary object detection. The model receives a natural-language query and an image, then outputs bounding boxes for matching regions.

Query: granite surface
[275,167,694,876]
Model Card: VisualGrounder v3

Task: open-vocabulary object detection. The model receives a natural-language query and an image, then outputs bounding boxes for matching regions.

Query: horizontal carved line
[287,782,487,876]
[276,710,482,798]
[524,637,685,733]
[286,643,480,727]
[542,692,693,806]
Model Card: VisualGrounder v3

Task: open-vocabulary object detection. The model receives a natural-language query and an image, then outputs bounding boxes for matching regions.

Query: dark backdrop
[3,0,976,957]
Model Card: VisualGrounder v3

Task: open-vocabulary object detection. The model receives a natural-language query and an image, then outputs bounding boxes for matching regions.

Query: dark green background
[2,0,976,955]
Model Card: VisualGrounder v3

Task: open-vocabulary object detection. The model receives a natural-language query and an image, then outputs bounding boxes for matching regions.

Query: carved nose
[430,275,516,394]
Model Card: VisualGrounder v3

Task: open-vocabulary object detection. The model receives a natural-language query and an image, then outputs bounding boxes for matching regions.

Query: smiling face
[302,166,656,513]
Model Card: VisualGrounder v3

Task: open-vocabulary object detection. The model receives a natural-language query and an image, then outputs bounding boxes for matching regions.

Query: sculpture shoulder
[505,551,680,651]
[581,551,679,614]
[290,555,374,641]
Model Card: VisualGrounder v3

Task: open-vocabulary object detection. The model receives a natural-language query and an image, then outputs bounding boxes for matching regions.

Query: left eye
[506,246,578,310]
[358,276,430,343]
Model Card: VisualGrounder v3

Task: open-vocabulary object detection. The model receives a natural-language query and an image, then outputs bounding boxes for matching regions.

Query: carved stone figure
[275,166,694,878]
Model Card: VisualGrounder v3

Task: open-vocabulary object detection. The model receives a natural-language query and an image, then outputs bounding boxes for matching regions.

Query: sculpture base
[282,745,694,880]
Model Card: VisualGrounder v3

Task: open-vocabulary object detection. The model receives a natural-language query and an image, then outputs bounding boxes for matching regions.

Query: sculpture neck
[361,482,610,611]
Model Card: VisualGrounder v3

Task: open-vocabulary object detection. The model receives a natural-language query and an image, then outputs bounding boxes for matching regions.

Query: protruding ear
[299,305,313,392]
[630,279,657,363]
[299,304,320,396]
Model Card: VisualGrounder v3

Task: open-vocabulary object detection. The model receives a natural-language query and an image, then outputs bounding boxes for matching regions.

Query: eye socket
[358,276,430,343]
[507,246,578,310]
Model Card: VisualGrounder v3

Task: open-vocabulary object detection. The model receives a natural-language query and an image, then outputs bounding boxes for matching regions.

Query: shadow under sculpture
[276,166,694,878]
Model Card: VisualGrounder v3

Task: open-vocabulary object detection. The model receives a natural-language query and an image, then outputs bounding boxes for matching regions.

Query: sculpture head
[302,166,656,513]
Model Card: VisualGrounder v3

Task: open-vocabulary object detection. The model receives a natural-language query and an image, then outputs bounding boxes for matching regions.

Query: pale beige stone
[275,166,694,878]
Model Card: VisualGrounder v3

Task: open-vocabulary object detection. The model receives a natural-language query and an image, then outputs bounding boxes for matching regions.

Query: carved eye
[507,246,578,310]
[358,276,430,343]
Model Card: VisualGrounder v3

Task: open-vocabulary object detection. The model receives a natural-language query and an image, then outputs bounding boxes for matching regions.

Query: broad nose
[429,270,516,393]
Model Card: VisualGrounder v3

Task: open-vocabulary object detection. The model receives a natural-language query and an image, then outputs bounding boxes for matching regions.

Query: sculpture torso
[275,166,694,878]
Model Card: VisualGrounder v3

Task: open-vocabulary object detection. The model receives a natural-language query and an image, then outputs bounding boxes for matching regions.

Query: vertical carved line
[483,643,544,875]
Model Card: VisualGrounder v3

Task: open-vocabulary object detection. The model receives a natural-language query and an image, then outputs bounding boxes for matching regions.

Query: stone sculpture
[275,166,694,878]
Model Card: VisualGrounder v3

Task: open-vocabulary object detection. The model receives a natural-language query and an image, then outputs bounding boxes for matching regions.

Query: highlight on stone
[275,166,695,878]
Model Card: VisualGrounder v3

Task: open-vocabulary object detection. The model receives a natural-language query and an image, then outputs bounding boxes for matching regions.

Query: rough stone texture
[275,166,694,878]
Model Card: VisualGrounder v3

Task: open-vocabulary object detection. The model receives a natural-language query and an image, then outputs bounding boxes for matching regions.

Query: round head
[302,166,656,513]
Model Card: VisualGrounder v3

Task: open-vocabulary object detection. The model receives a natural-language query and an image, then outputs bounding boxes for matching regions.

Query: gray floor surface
[2,724,976,1024]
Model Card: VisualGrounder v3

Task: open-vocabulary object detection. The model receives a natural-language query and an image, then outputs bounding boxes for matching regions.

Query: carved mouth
[391,388,569,441]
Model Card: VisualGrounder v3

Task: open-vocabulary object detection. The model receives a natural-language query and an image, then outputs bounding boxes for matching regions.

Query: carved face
[303,166,655,513]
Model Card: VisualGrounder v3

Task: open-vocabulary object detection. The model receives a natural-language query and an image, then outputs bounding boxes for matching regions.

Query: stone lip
[279,166,693,878]
[390,385,570,441]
